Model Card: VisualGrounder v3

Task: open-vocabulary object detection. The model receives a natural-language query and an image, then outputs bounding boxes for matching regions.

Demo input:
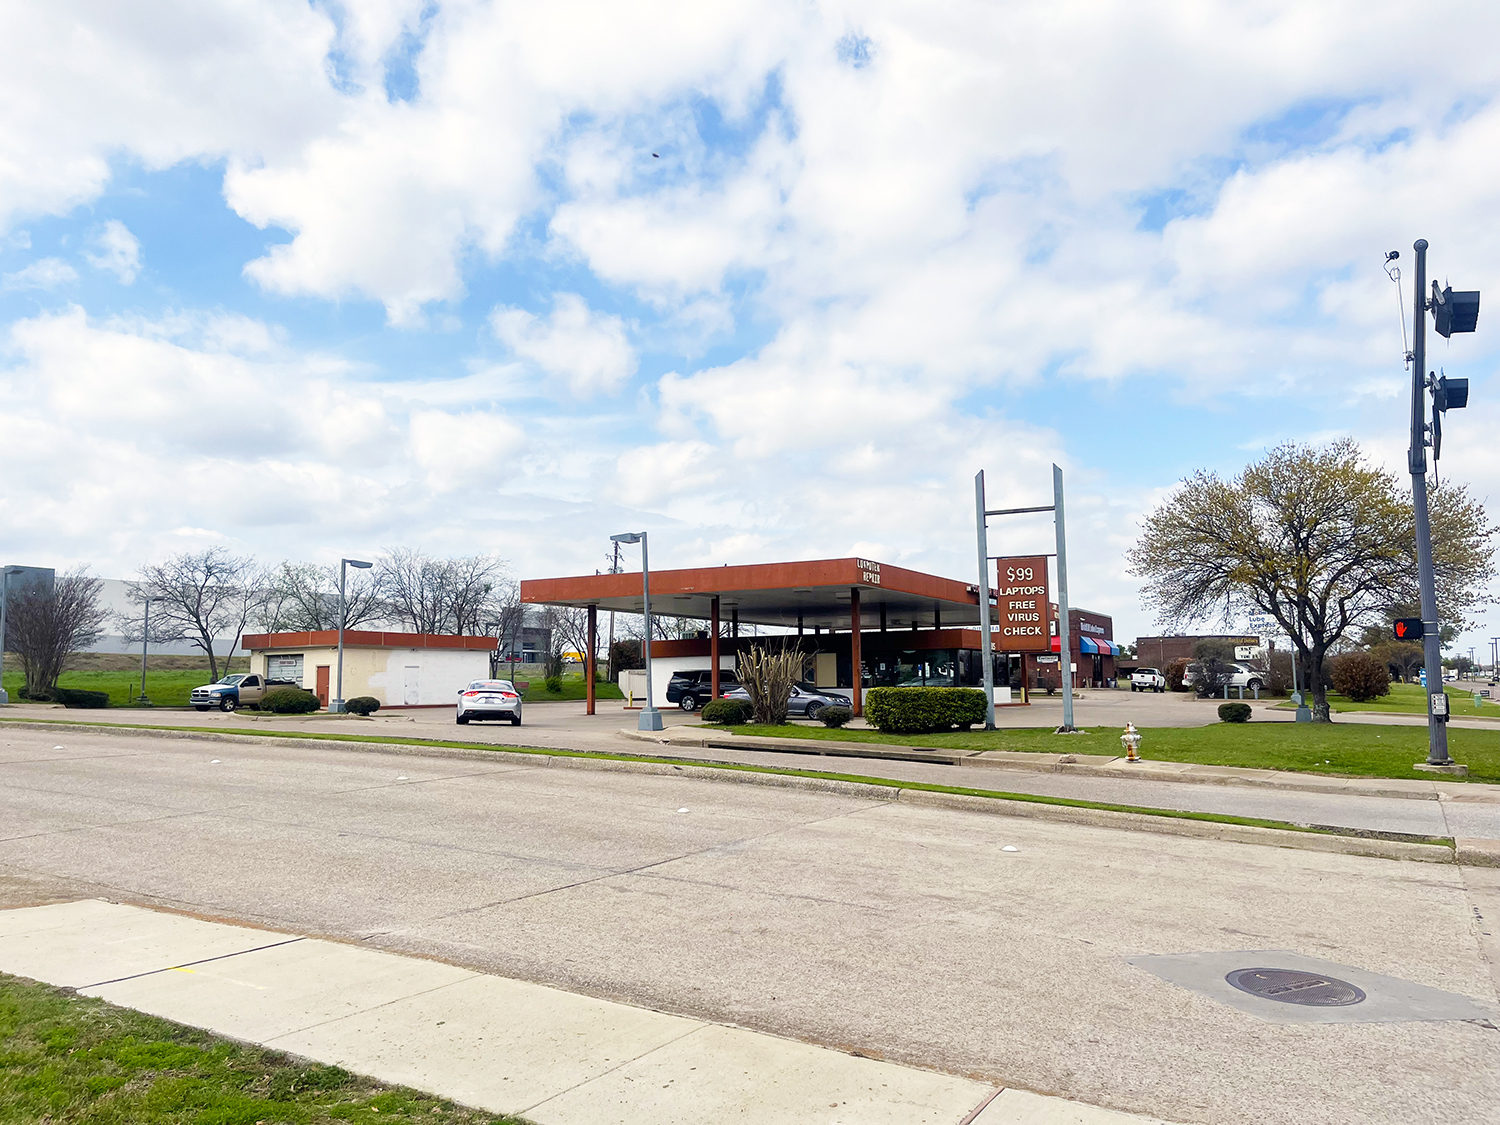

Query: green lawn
[520,676,624,703]
[0,972,520,1125]
[701,720,1500,784]
[1272,681,1500,717]
[2,669,221,708]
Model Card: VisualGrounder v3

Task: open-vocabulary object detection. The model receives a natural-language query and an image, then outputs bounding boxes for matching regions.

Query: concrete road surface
[7,702,1500,839]
[1,724,1497,1125]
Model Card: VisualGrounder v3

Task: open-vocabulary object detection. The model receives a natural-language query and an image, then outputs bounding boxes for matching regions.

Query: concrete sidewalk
[0,899,1172,1125]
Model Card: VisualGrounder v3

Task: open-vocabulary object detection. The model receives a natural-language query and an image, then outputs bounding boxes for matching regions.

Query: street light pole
[0,567,23,705]
[332,558,373,714]
[611,531,662,732]
[137,596,163,704]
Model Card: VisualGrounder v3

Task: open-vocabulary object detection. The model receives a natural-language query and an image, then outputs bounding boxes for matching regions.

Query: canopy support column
[711,597,721,702]
[586,604,597,715]
[851,586,863,716]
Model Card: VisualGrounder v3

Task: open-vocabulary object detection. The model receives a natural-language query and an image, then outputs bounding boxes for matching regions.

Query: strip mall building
[521,557,1117,714]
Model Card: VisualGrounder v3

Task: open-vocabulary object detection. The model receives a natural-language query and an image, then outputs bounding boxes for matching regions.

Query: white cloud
[3,257,77,290]
[84,219,141,283]
[490,294,636,397]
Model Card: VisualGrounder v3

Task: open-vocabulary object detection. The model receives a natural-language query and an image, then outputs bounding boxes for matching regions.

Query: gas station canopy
[521,557,991,631]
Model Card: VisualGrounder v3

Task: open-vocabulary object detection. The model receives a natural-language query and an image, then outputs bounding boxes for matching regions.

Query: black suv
[665,669,740,711]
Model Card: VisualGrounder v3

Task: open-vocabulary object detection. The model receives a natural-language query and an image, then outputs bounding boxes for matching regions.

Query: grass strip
[0,716,1456,849]
[0,971,521,1124]
[697,719,1500,785]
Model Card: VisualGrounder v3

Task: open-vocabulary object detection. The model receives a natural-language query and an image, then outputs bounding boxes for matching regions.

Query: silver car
[722,683,851,721]
[456,679,523,725]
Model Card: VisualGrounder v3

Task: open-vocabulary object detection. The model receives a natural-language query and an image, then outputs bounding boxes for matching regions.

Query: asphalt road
[1,724,1497,1125]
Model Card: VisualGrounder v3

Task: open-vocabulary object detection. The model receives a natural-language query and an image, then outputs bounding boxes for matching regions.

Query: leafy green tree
[1129,440,1495,722]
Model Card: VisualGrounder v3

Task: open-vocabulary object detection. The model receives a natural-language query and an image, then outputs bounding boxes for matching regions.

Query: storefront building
[520,557,1115,713]
[240,629,496,708]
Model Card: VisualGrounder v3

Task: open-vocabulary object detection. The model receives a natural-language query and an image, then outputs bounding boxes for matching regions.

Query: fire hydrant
[1120,721,1142,763]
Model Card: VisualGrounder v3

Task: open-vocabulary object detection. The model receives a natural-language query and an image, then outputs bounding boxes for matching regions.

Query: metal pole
[0,570,10,705]
[334,559,348,714]
[139,599,152,703]
[1053,464,1076,732]
[639,533,663,731]
[1409,239,1451,763]
[975,471,997,729]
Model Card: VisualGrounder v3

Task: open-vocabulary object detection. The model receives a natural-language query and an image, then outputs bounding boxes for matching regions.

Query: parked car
[1181,662,1266,692]
[190,673,302,712]
[456,679,523,725]
[722,683,851,721]
[1130,668,1167,693]
[666,669,741,711]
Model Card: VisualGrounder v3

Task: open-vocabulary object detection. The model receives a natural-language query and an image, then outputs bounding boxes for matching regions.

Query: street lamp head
[610,532,644,544]
[345,559,374,569]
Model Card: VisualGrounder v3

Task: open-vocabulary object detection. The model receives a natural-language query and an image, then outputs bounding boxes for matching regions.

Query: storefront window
[895,650,956,687]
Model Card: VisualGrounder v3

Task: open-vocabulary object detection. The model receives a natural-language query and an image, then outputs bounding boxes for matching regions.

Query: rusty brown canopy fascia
[520,557,986,630]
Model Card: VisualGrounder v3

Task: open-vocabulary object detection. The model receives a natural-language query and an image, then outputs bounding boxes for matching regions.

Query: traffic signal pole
[1409,239,1452,765]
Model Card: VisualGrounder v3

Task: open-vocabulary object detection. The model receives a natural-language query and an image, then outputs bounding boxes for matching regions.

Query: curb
[629,729,1492,804]
[2,718,1484,867]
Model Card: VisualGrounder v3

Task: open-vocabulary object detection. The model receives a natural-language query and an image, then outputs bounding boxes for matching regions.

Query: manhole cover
[1226,967,1367,1006]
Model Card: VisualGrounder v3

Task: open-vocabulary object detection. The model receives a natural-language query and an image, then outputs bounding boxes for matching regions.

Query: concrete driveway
[1,724,1496,1125]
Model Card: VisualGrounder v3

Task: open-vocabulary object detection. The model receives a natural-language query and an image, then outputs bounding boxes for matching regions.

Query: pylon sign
[996,555,1051,652]
[1393,618,1424,641]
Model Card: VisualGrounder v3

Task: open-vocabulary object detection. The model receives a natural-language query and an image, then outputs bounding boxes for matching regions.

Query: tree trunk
[1308,644,1332,722]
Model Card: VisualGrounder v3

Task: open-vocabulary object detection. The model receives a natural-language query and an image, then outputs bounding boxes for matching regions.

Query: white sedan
[456,679,523,725]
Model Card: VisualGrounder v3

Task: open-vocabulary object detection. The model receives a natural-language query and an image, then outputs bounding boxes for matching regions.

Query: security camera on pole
[1394,239,1479,769]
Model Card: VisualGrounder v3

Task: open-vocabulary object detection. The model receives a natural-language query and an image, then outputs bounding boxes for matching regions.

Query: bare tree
[6,568,107,697]
[547,607,594,662]
[258,562,385,632]
[130,548,267,681]
[376,549,510,635]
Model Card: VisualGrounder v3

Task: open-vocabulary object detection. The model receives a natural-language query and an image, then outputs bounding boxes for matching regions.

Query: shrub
[19,685,56,702]
[1217,702,1252,723]
[344,696,380,716]
[701,698,752,725]
[865,687,988,734]
[818,705,853,728]
[1329,651,1391,702]
[262,687,320,714]
[55,687,110,709]
[1164,658,1191,692]
[738,645,801,724]
[543,674,563,694]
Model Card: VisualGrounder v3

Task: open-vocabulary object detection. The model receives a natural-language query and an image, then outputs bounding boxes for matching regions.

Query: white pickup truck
[1130,667,1167,693]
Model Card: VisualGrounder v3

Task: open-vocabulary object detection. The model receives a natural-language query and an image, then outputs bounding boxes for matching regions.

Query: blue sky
[4,0,1500,658]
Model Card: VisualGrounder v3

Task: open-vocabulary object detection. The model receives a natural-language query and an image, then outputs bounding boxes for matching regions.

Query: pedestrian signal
[1393,618,1424,641]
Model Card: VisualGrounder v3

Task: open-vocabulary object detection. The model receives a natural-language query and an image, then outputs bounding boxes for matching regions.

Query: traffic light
[1432,285,1480,338]
[1433,374,1469,412]
[1394,618,1424,641]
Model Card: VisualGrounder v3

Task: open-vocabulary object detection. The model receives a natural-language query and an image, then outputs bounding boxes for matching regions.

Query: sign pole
[975,471,997,729]
[1054,464,1076,733]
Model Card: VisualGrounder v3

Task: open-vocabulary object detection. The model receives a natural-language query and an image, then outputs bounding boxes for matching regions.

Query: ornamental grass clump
[737,644,801,724]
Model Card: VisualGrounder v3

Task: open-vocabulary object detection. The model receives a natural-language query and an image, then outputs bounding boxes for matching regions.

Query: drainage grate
[1226,967,1367,1007]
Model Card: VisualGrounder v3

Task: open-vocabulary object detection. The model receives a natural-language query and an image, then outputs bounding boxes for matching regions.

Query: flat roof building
[240,629,496,709]
[521,556,1116,714]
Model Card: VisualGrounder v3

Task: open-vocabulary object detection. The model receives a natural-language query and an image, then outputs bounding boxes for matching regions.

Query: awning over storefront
[1051,634,1120,655]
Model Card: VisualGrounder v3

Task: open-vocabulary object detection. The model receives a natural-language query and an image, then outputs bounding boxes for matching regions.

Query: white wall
[645,656,737,709]
[368,648,490,707]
